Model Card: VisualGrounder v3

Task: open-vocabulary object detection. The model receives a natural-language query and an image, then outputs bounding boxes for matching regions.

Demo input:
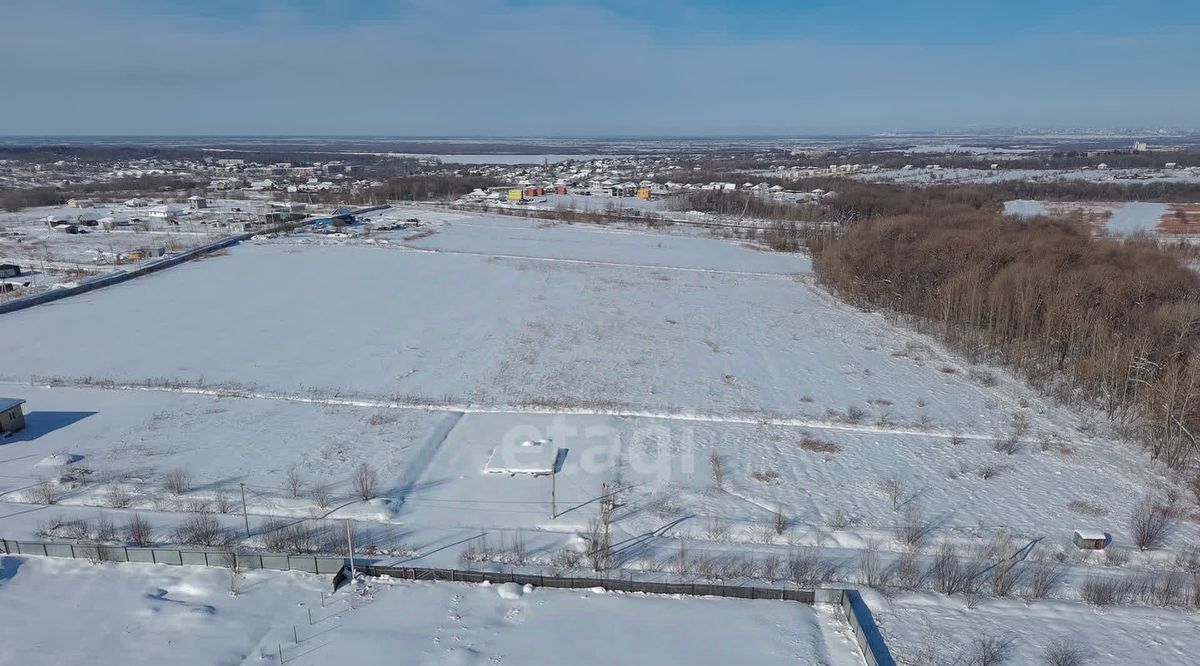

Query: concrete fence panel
[261,555,290,571]
[153,549,184,566]
[315,558,343,575]
[126,548,157,564]
[43,543,72,558]
[180,551,210,567]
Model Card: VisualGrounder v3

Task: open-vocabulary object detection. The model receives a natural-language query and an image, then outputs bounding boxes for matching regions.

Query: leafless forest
[813,198,1200,480]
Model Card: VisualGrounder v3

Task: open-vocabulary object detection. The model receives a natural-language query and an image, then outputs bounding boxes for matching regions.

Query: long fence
[0,539,894,665]
[0,539,344,575]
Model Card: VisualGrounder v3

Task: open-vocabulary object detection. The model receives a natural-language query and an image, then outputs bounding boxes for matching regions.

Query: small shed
[0,264,19,279]
[0,398,26,435]
[1073,529,1108,550]
[187,195,208,210]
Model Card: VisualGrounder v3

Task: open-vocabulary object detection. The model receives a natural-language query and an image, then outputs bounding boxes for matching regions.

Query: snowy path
[7,378,1012,442]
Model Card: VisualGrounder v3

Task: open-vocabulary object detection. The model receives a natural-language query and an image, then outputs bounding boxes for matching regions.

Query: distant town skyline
[2,0,1197,136]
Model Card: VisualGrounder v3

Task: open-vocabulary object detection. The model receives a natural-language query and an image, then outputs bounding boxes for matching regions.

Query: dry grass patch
[1066,499,1108,517]
[799,435,841,454]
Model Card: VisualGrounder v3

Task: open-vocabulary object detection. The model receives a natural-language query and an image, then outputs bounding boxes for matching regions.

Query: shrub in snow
[32,480,60,505]
[126,513,153,547]
[708,452,724,489]
[1080,575,1122,606]
[1042,639,1090,666]
[352,464,379,501]
[163,468,192,495]
[311,482,333,509]
[964,634,1017,666]
[174,513,229,547]
[282,468,305,499]
[214,488,235,514]
[103,483,133,509]
[1129,498,1169,551]
[898,504,931,548]
[1026,556,1064,600]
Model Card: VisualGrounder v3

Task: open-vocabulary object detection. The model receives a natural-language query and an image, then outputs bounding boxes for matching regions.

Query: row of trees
[813,202,1200,471]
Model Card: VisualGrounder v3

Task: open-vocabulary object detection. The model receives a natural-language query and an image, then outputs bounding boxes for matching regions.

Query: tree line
[812,201,1200,474]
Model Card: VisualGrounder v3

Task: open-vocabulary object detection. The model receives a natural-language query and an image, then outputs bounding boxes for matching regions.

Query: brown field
[1159,203,1200,235]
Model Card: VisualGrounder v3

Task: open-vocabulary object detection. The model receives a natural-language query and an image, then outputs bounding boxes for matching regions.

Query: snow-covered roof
[484,438,560,475]
[1074,530,1107,541]
[0,398,26,412]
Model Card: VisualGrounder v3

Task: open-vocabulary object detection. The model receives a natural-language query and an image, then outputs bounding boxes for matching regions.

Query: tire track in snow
[11,378,1012,442]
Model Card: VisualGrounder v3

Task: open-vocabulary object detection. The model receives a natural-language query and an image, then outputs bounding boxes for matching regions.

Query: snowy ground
[0,555,864,666]
[0,555,326,666]
[869,589,1200,665]
[328,578,864,666]
[2,207,1199,659]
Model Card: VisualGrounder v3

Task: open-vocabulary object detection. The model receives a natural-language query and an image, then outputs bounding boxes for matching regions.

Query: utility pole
[240,482,250,537]
[346,520,356,580]
[550,467,557,520]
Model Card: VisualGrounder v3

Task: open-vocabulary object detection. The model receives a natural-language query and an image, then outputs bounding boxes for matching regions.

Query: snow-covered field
[869,589,1200,664]
[0,555,326,666]
[0,555,863,666]
[330,578,865,666]
[3,208,1199,660]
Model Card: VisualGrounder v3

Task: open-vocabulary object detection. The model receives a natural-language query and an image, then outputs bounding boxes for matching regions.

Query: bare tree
[214,488,234,514]
[898,503,930,548]
[103,483,133,508]
[880,477,905,511]
[931,541,963,594]
[773,504,788,536]
[1130,498,1170,550]
[708,452,724,490]
[352,464,379,502]
[311,482,333,509]
[282,468,305,499]
[219,547,243,596]
[92,514,117,542]
[126,513,153,547]
[966,634,1017,666]
[32,480,60,505]
[584,517,612,571]
[163,468,192,495]
[1026,556,1064,600]
[859,540,890,588]
[174,513,229,547]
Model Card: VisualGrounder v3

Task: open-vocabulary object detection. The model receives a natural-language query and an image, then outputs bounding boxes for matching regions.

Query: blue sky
[1,0,1196,135]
